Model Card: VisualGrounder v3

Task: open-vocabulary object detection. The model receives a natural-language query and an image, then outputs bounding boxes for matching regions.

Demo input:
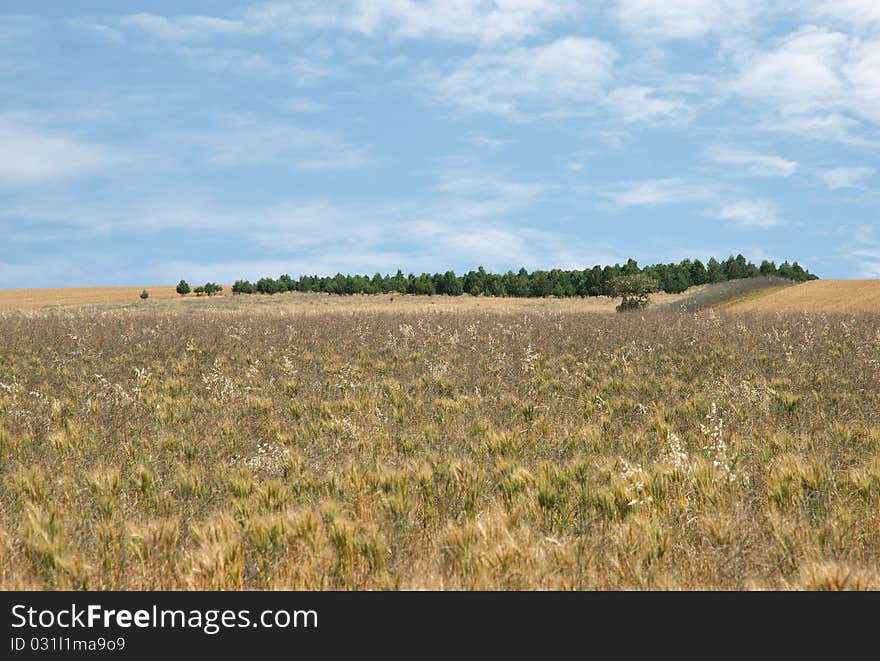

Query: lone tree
[140,289,149,300]
[176,279,191,296]
[605,274,659,312]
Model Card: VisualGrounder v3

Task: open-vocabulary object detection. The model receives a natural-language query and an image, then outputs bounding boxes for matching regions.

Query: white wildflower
[662,430,690,474]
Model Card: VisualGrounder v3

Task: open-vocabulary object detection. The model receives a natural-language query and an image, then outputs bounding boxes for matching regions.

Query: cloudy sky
[2,1,879,287]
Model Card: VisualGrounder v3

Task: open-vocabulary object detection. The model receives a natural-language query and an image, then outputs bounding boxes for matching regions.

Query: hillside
[725,280,880,313]
[653,276,795,312]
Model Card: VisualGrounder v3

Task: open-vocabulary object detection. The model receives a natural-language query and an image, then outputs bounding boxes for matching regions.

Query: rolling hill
[725,280,880,313]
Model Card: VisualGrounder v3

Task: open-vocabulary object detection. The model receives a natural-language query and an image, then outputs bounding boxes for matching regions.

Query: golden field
[0,286,227,311]
[0,292,879,590]
[727,280,880,313]
[0,287,695,313]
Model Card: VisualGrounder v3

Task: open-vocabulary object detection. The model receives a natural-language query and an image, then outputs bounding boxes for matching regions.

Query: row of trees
[176,280,223,296]
[225,255,816,298]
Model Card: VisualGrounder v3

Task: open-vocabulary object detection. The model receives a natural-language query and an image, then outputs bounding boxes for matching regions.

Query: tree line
[175,281,223,296]
[218,255,816,298]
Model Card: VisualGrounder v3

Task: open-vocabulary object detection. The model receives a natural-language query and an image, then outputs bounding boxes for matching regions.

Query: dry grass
[728,280,880,313]
[1,296,879,590]
[0,287,695,314]
[0,286,231,311]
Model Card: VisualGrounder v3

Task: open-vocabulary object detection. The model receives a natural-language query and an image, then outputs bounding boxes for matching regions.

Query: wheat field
[0,287,701,313]
[0,295,879,590]
[727,280,880,313]
[0,286,221,311]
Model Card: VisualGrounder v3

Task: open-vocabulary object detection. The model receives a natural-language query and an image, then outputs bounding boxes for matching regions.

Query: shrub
[140,290,149,300]
[605,274,659,312]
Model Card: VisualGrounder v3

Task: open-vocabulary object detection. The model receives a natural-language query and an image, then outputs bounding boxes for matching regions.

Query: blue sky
[1,1,879,287]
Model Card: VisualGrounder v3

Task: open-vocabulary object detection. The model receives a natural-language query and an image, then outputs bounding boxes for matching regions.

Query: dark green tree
[232,279,255,294]
[605,274,660,312]
[759,260,777,276]
[689,259,708,285]
[706,257,725,283]
[529,271,551,297]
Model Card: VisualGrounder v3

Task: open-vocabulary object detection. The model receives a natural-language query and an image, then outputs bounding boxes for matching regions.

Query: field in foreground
[0,298,879,589]
[727,280,880,313]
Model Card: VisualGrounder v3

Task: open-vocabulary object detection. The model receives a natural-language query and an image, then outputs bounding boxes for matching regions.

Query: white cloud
[119,13,249,41]
[286,56,330,85]
[714,199,787,229]
[734,28,847,109]
[0,115,122,186]
[755,113,875,147]
[733,26,880,138]
[705,146,798,177]
[611,0,756,41]
[818,166,875,189]
[3,169,546,238]
[284,98,329,113]
[241,0,579,44]
[192,113,370,171]
[605,86,690,124]
[838,226,880,278]
[126,42,326,82]
[815,1,880,31]
[429,172,547,219]
[600,178,713,208]
[3,165,610,280]
[171,46,273,73]
[464,132,515,152]
[600,178,787,230]
[68,20,126,44]
[111,2,579,46]
[153,220,615,282]
[429,37,616,119]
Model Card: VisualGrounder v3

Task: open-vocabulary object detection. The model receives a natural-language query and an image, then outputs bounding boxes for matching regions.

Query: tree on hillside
[605,274,660,312]
[622,258,640,276]
[176,279,191,296]
[690,259,708,285]
[706,257,725,283]
[661,263,691,294]
[759,260,777,276]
